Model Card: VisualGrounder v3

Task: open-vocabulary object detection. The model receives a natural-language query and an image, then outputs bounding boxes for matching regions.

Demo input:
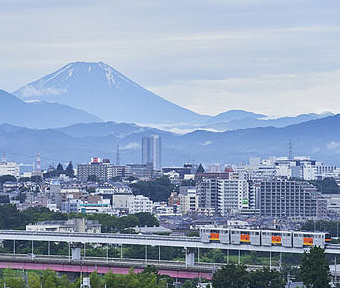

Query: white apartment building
[218,179,249,216]
[127,195,153,214]
[78,199,112,214]
[96,183,134,211]
[179,186,198,214]
[248,156,336,181]
[0,161,20,177]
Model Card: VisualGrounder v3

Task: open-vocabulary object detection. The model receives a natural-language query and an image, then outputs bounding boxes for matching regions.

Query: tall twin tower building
[142,135,161,171]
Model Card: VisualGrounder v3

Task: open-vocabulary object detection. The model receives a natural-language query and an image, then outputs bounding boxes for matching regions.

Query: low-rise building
[78,199,112,214]
[26,218,101,233]
[0,160,20,178]
[127,195,153,214]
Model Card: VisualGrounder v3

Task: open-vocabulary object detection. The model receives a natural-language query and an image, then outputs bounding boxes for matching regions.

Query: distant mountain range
[0,90,102,129]
[203,112,334,131]
[1,115,340,166]
[11,61,333,131]
[2,60,340,167]
[14,62,208,124]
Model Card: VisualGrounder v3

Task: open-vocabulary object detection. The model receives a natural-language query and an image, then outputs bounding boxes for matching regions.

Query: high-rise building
[142,135,161,171]
[259,180,325,219]
[218,179,250,216]
[77,158,118,182]
[196,173,229,213]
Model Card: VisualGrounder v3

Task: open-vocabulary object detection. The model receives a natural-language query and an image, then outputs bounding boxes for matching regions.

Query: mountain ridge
[14,61,209,124]
[1,114,340,166]
[0,89,102,129]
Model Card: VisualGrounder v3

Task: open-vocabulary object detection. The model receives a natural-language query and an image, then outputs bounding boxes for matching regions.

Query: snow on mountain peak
[98,62,117,88]
[13,61,205,123]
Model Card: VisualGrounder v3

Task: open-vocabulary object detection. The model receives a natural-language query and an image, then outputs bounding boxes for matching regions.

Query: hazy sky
[1,0,340,116]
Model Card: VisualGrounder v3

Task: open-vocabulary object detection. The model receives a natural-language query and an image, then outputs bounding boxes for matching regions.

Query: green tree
[41,269,58,288]
[0,175,17,184]
[248,268,285,288]
[15,192,26,203]
[212,264,248,288]
[90,271,103,288]
[130,176,175,202]
[0,204,23,229]
[65,161,75,178]
[309,177,340,194]
[4,277,25,288]
[300,247,331,288]
[28,272,41,288]
[56,163,64,173]
[56,274,70,288]
[135,212,159,227]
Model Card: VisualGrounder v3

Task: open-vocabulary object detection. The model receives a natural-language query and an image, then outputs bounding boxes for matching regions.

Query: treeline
[0,267,172,288]
[211,247,331,288]
[130,176,175,202]
[0,205,159,232]
[301,220,339,237]
[309,177,340,194]
[212,265,285,288]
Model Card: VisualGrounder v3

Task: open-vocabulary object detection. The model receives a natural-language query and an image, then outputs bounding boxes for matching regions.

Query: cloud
[18,86,67,98]
[122,142,140,150]
[327,141,340,150]
[149,70,340,117]
[0,0,340,117]
[201,141,212,146]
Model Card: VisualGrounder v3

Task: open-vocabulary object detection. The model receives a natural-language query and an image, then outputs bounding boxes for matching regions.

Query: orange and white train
[200,227,331,248]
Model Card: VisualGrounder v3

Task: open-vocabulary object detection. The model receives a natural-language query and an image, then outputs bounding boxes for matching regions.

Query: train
[200,227,332,248]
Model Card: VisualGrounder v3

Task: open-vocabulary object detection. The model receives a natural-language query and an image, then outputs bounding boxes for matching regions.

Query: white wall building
[127,195,153,214]
[0,161,20,177]
[26,218,101,233]
[179,186,198,214]
[218,179,249,216]
[78,199,112,214]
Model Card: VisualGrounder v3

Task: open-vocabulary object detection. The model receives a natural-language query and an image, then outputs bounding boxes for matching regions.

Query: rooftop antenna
[288,140,293,160]
[116,145,120,166]
[37,153,41,172]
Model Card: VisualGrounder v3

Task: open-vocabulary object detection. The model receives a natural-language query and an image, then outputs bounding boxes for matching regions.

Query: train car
[292,232,329,248]
[260,230,293,247]
[230,229,261,245]
[200,227,230,244]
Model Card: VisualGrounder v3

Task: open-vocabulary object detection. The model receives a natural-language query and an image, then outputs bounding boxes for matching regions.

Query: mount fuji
[14,62,209,124]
